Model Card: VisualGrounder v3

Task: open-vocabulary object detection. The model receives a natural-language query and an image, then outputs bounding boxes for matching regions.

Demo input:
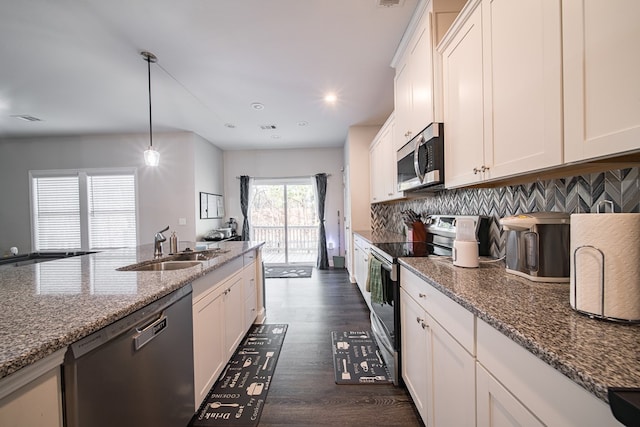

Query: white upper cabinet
[441,0,563,188]
[563,0,640,163]
[370,114,403,203]
[440,1,485,188]
[394,0,466,148]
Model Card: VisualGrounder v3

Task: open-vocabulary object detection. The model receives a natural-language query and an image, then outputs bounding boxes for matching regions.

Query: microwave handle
[413,134,425,183]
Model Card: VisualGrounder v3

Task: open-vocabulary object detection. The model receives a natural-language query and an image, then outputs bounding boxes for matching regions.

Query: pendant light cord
[147,54,153,148]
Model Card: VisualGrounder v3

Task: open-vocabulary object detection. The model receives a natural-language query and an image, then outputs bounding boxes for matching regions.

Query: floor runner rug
[264,264,313,278]
[190,324,288,426]
[331,330,392,385]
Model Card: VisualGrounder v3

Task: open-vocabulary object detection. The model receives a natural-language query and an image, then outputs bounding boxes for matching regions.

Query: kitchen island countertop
[400,256,640,404]
[0,240,263,380]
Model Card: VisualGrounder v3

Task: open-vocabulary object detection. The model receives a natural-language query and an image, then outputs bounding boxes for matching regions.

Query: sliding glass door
[250,179,318,265]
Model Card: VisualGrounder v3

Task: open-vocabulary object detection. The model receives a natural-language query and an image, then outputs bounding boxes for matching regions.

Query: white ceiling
[0,0,418,150]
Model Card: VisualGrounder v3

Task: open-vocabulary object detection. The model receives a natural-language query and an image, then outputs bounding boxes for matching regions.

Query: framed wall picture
[200,192,224,219]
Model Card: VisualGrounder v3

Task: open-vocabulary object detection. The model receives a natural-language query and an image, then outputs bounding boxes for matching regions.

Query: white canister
[570,211,640,321]
[453,240,479,268]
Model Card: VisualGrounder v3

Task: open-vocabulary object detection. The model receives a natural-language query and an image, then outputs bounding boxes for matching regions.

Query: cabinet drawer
[477,318,618,426]
[400,266,475,355]
[353,234,370,251]
[192,257,243,303]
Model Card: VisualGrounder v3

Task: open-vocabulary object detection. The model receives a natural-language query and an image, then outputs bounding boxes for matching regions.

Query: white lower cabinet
[222,273,245,359]
[192,255,259,410]
[353,235,371,310]
[243,261,258,327]
[193,281,226,408]
[476,363,543,427]
[400,288,430,419]
[400,284,475,427]
[0,361,64,427]
[476,318,622,427]
[400,266,622,427]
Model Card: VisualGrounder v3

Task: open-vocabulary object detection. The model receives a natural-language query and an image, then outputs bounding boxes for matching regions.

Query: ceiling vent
[260,124,277,130]
[11,114,42,122]
[376,0,404,7]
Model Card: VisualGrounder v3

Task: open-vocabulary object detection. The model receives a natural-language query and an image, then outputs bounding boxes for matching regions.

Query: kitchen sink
[117,248,229,272]
[125,260,203,271]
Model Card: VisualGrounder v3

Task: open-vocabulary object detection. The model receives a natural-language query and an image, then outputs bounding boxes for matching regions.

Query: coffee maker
[225,218,238,236]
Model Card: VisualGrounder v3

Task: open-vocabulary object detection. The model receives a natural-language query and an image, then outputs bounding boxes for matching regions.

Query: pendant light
[141,51,160,167]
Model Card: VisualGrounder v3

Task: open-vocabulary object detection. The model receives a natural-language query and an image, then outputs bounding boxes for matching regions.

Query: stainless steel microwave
[396,123,445,192]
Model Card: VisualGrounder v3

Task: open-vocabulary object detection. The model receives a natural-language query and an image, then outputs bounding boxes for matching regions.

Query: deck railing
[252,225,318,262]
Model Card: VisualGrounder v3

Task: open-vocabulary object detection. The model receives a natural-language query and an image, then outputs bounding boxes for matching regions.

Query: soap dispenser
[169,231,178,254]
[453,218,479,268]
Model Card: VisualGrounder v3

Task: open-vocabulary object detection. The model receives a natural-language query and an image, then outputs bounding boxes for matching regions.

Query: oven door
[369,250,400,385]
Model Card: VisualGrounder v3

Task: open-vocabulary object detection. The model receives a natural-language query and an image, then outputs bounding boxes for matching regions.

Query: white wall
[223,148,345,261]
[194,134,225,239]
[0,132,225,254]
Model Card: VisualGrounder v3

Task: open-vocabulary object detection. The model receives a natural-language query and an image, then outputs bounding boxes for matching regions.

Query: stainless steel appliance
[63,285,195,427]
[396,123,444,192]
[500,212,571,282]
[369,215,489,386]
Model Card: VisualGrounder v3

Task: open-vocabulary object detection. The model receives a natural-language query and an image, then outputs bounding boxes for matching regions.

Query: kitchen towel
[570,212,640,321]
[366,255,384,304]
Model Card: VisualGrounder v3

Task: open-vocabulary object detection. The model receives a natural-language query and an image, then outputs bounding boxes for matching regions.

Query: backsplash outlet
[371,167,640,258]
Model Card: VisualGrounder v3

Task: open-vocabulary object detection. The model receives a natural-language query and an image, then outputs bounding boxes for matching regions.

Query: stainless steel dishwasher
[63,285,194,427]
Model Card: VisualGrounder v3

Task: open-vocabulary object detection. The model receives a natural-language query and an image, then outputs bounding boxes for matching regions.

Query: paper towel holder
[572,244,640,323]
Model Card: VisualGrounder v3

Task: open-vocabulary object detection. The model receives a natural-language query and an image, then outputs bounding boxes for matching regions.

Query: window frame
[29,168,139,252]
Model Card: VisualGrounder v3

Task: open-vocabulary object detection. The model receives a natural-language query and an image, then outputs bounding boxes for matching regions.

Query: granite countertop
[399,256,640,403]
[0,240,263,380]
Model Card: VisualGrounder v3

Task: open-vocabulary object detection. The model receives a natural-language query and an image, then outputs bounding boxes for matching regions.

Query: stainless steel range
[368,215,489,386]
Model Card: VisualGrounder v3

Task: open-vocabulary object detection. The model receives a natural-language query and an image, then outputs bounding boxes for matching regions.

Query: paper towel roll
[570,213,640,321]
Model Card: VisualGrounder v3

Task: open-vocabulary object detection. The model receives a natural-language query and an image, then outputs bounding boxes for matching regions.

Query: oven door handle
[370,251,397,282]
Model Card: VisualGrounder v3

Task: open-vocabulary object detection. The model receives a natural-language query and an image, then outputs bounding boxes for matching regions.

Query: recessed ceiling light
[224,123,236,128]
[251,102,265,110]
[297,121,309,127]
[324,93,337,104]
[11,114,42,122]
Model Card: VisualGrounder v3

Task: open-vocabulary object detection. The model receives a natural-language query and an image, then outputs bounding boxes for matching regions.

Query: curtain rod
[235,174,331,179]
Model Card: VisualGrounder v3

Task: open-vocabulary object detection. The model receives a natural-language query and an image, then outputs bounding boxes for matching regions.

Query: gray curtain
[240,175,250,241]
[315,173,329,269]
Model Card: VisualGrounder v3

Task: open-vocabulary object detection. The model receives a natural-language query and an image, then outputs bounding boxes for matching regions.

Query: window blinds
[87,174,137,249]
[31,171,137,251]
[32,176,81,250]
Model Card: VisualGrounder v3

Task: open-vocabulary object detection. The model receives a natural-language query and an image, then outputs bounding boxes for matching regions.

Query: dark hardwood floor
[258,268,423,426]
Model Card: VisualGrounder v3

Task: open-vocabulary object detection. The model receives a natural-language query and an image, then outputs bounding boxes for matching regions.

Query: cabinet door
[193,285,225,408]
[482,0,562,179]
[400,288,430,422]
[223,273,245,358]
[427,313,476,427]
[442,3,485,188]
[476,363,544,427]
[243,263,258,327]
[369,141,384,203]
[563,0,640,162]
[394,59,413,147]
[409,11,435,135]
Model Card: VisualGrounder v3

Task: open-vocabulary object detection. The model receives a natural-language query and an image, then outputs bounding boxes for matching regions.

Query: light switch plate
[178,218,187,226]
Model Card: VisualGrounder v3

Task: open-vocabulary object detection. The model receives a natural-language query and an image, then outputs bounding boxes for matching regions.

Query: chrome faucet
[154,226,169,258]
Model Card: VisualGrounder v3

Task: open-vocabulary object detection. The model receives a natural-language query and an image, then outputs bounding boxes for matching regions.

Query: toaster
[500,212,571,282]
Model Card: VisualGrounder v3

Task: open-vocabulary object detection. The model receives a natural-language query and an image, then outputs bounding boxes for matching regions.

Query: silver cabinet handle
[421,322,429,330]
[418,293,426,298]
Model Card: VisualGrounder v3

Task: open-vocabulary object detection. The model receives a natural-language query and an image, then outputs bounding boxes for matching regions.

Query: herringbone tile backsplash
[371,167,640,257]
